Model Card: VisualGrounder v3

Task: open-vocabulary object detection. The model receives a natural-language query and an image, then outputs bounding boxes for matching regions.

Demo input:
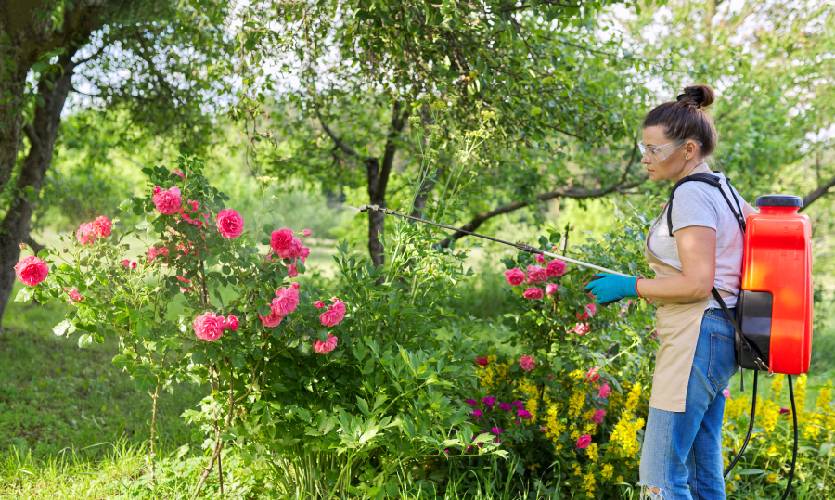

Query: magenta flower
[193,312,226,342]
[592,409,606,424]
[522,287,544,300]
[475,355,489,366]
[216,209,244,238]
[499,402,513,412]
[471,409,483,419]
[490,426,504,435]
[545,259,567,277]
[482,396,496,408]
[14,255,48,287]
[465,399,479,407]
[92,215,112,238]
[152,186,182,215]
[313,333,339,354]
[518,409,532,419]
[319,299,346,327]
[504,268,526,286]
[576,434,592,449]
[535,254,546,263]
[519,354,535,372]
[598,382,611,399]
[526,265,547,283]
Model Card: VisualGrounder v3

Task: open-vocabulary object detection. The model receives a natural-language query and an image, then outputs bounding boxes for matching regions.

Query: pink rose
[146,245,169,263]
[319,299,346,327]
[313,333,338,354]
[504,268,526,286]
[584,303,598,317]
[192,312,226,341]
[291,282,300,290]
[522,288,544,300]
[188,199,199,212]
[475,356,489,367]
[75,222,97,245]
[526,265,547,283]
[314,300,326,309]
[545,259,567,277]
[302,228,313,237]
[592,409,606,424]
[576,434,592,449]
[270,228,294,256]
[92,216,112,238]
[535,254,546,263]
[572,322,590,335]
[519,354,535,372]
[224,315,239,331]
[172,168,185,179]
[14,256,48,287]
[121,259,137,270]
[598,382,611,399]
[545,283,559,296]
[152,186,182,215]
[216,209,244,239]
[67,288,84,302]
[259,311,283,328]
[287,263,298,277]
[585,366,600,383]
[271,286,300,317]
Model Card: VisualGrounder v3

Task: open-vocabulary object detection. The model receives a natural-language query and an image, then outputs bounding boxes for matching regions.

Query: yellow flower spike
[770,374,784,397]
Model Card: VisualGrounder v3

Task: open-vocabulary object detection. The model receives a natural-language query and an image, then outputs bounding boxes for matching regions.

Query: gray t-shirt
[647,171,754,309]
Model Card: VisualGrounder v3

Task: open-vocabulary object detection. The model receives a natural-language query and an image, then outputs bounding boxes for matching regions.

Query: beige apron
[645,240,708,412]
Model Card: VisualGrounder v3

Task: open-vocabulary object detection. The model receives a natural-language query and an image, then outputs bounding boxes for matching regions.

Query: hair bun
[676,84,714,109]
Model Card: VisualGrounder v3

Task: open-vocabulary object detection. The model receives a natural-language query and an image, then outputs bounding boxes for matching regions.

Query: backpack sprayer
[352,179,814,498]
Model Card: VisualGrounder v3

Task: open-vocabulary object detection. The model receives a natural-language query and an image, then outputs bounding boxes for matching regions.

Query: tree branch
[314,107,367,161]
[801,173,835,212]
[438,149,642,248]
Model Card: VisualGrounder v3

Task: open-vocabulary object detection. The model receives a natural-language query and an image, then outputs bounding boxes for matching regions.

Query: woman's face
[640,125,700,182]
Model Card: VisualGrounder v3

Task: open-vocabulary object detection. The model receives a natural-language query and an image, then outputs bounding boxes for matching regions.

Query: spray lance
[349,204,629,277]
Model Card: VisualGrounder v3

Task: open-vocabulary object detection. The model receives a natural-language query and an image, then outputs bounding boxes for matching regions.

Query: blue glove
[584,273,638,305]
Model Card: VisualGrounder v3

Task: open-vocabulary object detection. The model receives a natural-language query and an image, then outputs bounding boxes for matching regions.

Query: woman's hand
[584,273,638,305]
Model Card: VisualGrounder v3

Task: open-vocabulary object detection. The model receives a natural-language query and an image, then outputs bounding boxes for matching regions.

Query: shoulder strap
[666,173,722,236]
[666,172,746,236]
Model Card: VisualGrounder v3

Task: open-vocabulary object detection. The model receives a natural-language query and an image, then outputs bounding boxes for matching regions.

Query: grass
[0,287,204,465]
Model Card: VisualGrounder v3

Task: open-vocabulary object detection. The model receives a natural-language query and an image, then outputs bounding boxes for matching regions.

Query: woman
[585,84,755,499]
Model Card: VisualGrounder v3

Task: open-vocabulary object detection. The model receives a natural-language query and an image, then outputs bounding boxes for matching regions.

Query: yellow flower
[610,415,645,457]
[517,378,540,421]
[770,374,784,398]
[600,463,614,480]
[624,382,642,413]
[586,442,598,462]
[759,399,780,433]
[794,374,807,421]
[766,444,779,457]
[815,383,831,411]
[570,369,585,381]
[766,472,778,483]
[802,412,822,440]
[544,403,563,443]
[583,470,597,496]
[569,390,585,418]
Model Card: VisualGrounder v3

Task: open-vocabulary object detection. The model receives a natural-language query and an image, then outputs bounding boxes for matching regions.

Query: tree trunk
[0,49,78,329]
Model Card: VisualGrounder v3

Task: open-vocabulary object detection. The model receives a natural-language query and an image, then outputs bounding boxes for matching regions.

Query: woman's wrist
[635,277,644,298]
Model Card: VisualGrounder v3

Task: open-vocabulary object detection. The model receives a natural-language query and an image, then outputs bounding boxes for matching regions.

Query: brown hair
[643,84,717,157]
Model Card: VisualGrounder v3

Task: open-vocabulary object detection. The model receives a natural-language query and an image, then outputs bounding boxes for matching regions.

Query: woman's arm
[637,225,716,302]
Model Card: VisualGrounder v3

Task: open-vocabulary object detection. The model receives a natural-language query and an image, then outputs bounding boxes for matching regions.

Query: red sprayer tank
[738,195,813,374]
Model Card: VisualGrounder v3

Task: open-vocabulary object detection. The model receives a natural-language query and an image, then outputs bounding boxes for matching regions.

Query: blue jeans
[639,308,739,499]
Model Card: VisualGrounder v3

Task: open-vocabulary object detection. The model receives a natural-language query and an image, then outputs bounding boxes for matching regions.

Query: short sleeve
[670,183,719,233]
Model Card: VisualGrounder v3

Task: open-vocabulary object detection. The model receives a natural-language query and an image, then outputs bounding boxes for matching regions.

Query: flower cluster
[75,215,112,245]
[503,255,567,300]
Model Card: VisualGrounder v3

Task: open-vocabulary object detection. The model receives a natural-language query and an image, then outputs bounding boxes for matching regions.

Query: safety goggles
[637,140,685,162]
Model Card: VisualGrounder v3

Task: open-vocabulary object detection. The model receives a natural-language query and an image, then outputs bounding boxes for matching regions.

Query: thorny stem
[148,383,161,484]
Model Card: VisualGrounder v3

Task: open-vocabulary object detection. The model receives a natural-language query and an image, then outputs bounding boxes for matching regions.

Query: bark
[365,100,409,267]
[0,48,78,329]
